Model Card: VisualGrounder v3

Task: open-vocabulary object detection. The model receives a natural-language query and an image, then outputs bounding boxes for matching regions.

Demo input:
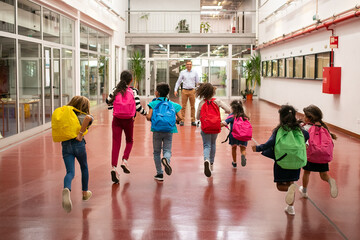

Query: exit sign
[330,36,338,49]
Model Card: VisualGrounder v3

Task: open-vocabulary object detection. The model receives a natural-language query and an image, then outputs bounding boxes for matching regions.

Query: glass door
[44,47,61,123]
[149,60,168,96]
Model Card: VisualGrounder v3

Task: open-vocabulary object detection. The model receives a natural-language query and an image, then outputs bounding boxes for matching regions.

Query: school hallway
[0,99,358,240]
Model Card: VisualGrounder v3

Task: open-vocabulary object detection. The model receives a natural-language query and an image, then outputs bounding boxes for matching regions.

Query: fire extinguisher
[232,27,236,33]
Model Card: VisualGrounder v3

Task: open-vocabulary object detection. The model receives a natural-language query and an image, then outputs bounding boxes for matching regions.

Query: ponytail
[107,70,133,104]
[320,120,337,140]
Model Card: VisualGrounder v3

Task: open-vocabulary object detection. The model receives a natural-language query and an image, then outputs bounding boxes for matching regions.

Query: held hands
[174,91,178,97]
[251,145,257,152]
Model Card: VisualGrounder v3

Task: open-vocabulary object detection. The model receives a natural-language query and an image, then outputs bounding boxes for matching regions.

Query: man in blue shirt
[174,60,199,126]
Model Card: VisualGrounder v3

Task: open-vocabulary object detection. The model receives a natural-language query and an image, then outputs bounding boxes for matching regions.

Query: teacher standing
[174,60,200,126]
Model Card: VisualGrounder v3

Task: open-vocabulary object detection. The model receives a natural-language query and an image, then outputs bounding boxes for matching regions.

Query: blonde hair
[67,96,90,114]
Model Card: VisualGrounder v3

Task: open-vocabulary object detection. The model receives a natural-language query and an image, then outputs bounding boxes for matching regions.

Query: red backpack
[200,98,221,134]
[307,125,334,163]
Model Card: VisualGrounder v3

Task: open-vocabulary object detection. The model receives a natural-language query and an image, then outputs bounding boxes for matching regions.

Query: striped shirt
[174,69,199,92]
[106,87,147,116]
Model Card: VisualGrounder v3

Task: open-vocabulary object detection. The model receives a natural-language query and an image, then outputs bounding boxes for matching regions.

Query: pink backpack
[200,98,221,134]
[113,87,136,119]
[231,116,252,141]
[307,125,333,163]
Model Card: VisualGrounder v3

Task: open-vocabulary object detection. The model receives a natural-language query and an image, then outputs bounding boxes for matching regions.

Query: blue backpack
[151,98,176,132]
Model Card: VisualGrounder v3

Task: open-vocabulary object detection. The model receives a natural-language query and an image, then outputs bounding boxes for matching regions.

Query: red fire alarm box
[322,67,341,94]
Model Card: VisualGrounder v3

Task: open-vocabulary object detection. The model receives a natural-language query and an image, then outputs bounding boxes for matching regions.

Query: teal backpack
[274,127,307,169]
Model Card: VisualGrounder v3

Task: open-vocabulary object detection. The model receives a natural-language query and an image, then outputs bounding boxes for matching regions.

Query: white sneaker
[62,188,72,213]
[329,178,338,198]
[298,186,308,198]
[121,159,130,174]
[111,167,120,184]
[285,184,296,205]
[284,205,295,215]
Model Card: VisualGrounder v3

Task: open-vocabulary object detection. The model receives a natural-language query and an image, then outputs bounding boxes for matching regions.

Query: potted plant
[200,22,211,33]
[176,19,190,33]
[129,51,145,90]
[242,54,261,100]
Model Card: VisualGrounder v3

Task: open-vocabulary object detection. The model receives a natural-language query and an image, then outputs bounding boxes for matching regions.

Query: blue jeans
[62,139,89,191]
[200,130,218,164]
[153,132,173,174]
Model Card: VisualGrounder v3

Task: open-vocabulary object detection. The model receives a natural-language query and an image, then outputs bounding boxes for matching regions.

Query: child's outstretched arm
[132,89,147,116]
[76,115,93,141]
[146,108,153,121]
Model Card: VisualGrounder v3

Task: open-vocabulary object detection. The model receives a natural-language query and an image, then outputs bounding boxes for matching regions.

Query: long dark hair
[108,70,133,104]
[230,99,249,120]
[303,105,337,140]
[273,105,302,133]
[195,83,216,100]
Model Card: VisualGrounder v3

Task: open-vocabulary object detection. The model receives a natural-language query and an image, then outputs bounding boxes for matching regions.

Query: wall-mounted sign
[330,36,338,49]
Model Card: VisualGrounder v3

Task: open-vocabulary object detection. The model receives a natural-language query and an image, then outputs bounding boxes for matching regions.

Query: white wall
[259,18,360,134]
[258,0,359,44]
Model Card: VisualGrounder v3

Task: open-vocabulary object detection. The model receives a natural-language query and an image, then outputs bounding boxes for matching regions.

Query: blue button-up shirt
[174,69,199,92]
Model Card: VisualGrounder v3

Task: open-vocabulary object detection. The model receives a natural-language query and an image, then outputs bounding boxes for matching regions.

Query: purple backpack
[113,87,136,119]
[307,125,333,163]
[231,116,252,141]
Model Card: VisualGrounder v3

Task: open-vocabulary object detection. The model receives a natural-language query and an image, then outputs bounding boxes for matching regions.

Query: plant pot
[246,93,253,100]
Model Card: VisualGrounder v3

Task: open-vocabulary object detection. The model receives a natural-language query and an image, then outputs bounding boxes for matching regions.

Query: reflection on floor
[0,99,358,240]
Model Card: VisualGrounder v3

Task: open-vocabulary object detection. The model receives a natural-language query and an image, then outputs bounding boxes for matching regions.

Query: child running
[106,70,147,184]
[146,83,182,181]
[299,105,338,198]
[196,83,231,177]
[252,105,309,216]
[222,100,251,168]
[59,96,93,213]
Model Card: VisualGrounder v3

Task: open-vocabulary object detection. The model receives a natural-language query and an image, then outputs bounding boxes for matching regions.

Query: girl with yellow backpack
[52,96,94,213]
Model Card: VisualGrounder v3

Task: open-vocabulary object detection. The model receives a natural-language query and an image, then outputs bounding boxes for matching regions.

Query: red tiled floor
[0,99,359,239]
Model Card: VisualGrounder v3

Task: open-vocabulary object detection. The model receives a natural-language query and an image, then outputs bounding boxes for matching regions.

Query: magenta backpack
[113,87,136,119]
[307,125,333,163]
[231,116,252,141]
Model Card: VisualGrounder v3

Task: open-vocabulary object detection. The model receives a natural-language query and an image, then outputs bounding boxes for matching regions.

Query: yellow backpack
[51,106,88,142]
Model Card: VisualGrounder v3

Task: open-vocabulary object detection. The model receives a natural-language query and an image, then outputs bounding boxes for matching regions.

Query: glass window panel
[209,60,227,97]
[305,55,315,79]
[80,24,88,50]
[266,61,271,77]
[272,60,278,77]
[62,49,74,104]
[278,59,285,77]
[261,61,266,77]
[232,45,251,58]
[294,56,303,78]
[61,16,74,46]
[169,45,208,58]
[18,0,41,39]
[210,45,228,58]
[18,40,42,132]
[231,60,246,97]
[80,51,89,97]
[89,28,97,52]
[316,52,330,79]
[43,8,60,43]
[0,0,15,33]
[89,54,98,105]
[99,56,109,104]
[150,60,168,95]
[150,44,168,58]
[99,34,109,54]
[127,45,145,58]
[286,58,293,78]
[0,36,17,138]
